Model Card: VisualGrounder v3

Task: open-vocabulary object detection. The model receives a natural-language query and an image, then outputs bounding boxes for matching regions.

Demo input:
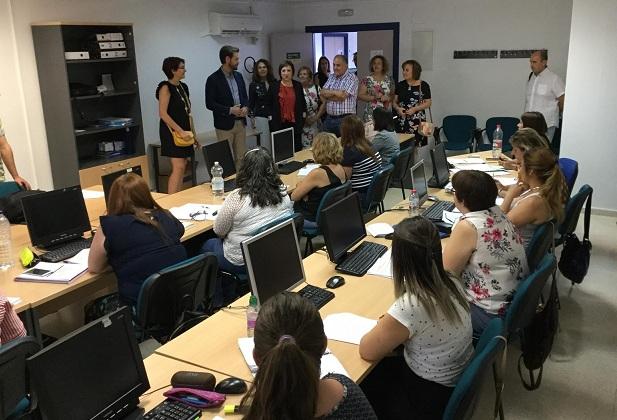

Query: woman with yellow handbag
[156,56,198,193]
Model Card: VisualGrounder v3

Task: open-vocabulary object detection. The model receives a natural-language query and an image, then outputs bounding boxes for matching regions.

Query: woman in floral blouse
[358,55,394,122]
[443,170,529,339]
[393,59,432,146]
[297,66,325,148]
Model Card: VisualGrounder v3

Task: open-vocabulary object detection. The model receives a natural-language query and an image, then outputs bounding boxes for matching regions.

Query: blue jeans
[324,115,346,137]
[201,238,246,307]
[470,303,499,340]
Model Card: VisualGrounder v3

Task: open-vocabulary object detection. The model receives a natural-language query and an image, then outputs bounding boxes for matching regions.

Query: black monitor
[241,218,305,306]
[101,165,143,204]
[410,160,429,206]
[271,127,295,164]
[27,307,150,420]
[203,140,237,177]
[21,185,92,249]
[428,142,450,188]
[321,193,366,264]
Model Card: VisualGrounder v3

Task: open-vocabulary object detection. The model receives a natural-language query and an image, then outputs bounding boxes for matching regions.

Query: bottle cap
[411,189,417,193]
[249,294,257,307]
[214,161,219,165]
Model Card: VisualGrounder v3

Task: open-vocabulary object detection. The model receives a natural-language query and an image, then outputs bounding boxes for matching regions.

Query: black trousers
[280,121,303,152]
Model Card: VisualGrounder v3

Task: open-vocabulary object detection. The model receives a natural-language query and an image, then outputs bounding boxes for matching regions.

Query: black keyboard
[224,178,237,192]
[39,237,93,263]
[422,200,455,221]
[297,284,335,309]
[142,399,200,420]
[278,160,305,175]
[336,241,388,277]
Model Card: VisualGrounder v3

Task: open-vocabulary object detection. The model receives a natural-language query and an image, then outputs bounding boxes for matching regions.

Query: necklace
[175,83,191,115]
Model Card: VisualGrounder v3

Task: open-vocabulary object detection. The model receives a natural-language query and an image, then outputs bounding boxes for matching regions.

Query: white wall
[0,0,293,189]
[289,0,572,127]
[560,0,617,212]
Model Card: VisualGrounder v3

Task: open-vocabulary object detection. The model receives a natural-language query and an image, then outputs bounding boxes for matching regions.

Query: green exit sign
[286,52,301,59]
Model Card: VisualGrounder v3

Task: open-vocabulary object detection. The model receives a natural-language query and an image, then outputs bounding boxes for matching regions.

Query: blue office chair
[484,117,519,153]
[0,182,21,199]
[363,163,395,214]
[555,184,592,247]
[0,336,41,419]
[558,157,579,198]
[526,221,554,272]
[301,181,352,256]
[440,115,477,152]
[443,318,506,420]
[388,146,414,199]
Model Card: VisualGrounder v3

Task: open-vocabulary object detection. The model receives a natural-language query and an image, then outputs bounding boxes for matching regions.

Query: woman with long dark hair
[314,56,330,88]
[248,59,275,153]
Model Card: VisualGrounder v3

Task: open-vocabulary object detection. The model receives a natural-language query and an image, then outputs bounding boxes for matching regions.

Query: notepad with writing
[15,262,88,284]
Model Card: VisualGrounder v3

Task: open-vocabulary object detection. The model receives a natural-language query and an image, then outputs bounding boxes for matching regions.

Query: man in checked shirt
[320,54,359,137]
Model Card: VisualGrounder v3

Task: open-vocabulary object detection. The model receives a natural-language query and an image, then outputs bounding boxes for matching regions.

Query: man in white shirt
[525,50,565,143]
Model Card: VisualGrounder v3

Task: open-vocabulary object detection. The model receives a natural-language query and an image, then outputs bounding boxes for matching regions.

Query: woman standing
[271,61,306,152]
[393,60,432,146]
[314,56,331,89]
[297,66,325,148]
[156,56,196,194]
[358,55,394,122]
[248,59,275,154]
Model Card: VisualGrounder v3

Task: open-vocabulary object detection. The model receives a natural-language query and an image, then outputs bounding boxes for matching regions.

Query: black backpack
[558,191,592,284]
[0,189,46,223]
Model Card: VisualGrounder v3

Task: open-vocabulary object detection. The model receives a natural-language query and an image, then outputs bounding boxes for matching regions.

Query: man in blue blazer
[206,45,249,169]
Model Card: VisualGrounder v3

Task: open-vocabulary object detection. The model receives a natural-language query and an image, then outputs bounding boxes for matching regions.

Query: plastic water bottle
[409,189,420,217]
[246,295,259,337]
[211,161,224,197]
[0,212,12,270]
[492,124,503,159]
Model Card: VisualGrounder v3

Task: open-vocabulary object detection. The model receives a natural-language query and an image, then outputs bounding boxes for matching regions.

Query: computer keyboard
[336,241,388,277]
[142,399,201,420]
[278,160,305,175]
[40,237,93,263]
[297,284,335,309]
[422,200,455,221]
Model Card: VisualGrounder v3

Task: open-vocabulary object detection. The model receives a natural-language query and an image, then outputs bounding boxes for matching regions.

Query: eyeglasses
[189,207,218,221]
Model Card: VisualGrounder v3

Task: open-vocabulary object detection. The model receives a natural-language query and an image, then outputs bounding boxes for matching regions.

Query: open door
[270,33,314,74]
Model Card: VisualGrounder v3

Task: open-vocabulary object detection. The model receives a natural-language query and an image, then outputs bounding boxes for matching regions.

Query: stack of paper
[16,261,88,284]
[367,249,392,278]
[366,223,394,238]
[82,189,105,199]
[169,203,221,221]
[323,313,378,344]
[447,157,485,165]
[494,176,518,186]
[297,163,320,176]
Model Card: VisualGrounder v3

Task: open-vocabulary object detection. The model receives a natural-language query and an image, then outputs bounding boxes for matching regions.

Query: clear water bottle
[211,161,224,197]
[279,183,288,197]
[0,212,12,270]
[409,189,420,217]
[246,295,259,337]
[492,124,503,159]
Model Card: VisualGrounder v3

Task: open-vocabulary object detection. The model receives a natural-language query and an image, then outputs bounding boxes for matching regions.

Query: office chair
[135,253,218,343]
[0,181,21,199]
[555,184,592,247]
[363,164,395,214]
[526,221,555,272]
[558,157,579,198]
[443,318,506,420]
[439,115,477,153]
[0,336,41,419]
[482,117,519,153]
[388,146,414,199]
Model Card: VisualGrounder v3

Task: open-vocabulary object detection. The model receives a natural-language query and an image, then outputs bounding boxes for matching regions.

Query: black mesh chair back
[0,336,41,418]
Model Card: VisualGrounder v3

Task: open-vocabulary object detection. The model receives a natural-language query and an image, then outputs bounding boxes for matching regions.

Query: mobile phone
[24,268,52,276]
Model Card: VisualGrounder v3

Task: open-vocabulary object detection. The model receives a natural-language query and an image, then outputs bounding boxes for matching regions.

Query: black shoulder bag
[558,191,592,284]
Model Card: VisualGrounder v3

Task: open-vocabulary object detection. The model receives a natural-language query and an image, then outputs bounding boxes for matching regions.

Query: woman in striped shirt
[340,115,382,204]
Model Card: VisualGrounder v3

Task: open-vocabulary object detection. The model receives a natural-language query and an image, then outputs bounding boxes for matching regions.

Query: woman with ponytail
[501,147,568,247]
[240,292,376,420]
[360,217,473,419]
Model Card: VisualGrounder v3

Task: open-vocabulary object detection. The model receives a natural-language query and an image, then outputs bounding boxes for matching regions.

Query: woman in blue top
[88,173,187,307]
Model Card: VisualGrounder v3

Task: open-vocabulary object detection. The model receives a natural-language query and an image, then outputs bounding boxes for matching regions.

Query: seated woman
[291,132,347,223]
[201,147,293,304]
[443,170,528,338]
[500,116,550,170]
[501,147,568,248]
[340,115,382,200]
[370,107,400,165]
[240,291,377,420]
[88,173,187,308]
[359,217,473,420]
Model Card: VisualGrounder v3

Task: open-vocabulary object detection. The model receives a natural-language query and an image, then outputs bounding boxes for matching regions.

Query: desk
[83,185,167,225]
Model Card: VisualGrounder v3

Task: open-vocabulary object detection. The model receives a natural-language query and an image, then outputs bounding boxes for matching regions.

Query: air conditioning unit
[207,13,263,37]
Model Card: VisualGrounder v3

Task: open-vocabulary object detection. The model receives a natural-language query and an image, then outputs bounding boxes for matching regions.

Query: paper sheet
[447,157,485,165]
[7,296,21,305]
[323,313,378,345]
[64,248,90,265]
[82,189,105,199]
[442,210,462,225]
[451,163,504,172]
[367,249,392,278]
[494,176,518,186]
[297,163,320,176]
[169,203,221,221]
[366,223,394,238]
[16,262,88,284]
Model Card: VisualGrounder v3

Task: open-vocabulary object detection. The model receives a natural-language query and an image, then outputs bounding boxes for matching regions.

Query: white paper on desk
[15,262,87,284]
[169,203,222,221]
[367,249,392,278]
[442,210,462,225]
[238,337,349,378]
[452,163,504,172]
[64,248,90,265]
[323,313,378,345]
[180,220,194,229]
[366,223,394,238]
[444,182,454,193]
[82,189,105,199]
[494,176,518,186]
[495,197,504,206]
[297,163,320,176]
[447,157,485,165]
[7,296,21,305]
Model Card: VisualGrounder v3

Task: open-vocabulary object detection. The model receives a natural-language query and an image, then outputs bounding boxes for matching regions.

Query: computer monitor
[271,127,295,164]
[101,165,143,204]
[321,193,366,264]
[203,140,237,177]
[27,307,150,420]
[410,160,429,206]
[428,142,450,188]
[21,185,92,249]
[415,144,433,181]
[241,218,306,306]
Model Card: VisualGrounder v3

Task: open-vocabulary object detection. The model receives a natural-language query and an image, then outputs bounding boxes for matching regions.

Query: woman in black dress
[314,56,330,88]
[271,61,306,152]
[248,59,275,154]
[393,60,432,146]
[156,56,196,194]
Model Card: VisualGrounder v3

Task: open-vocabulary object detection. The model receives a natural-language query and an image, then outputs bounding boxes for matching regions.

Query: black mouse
[303,159,315,165]
[214,377,247,394]
[326,275,345,289]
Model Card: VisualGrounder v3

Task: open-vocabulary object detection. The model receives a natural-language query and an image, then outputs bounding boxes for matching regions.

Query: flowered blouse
[361,75,394,122]
[455,206,529,315]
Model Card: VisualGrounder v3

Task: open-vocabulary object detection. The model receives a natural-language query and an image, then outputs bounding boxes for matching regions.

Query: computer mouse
[214,377,247,395]
[303,159,315,165]
[326,275,345,289]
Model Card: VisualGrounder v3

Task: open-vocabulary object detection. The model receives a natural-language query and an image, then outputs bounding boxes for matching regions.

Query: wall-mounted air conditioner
[205,13,263,37]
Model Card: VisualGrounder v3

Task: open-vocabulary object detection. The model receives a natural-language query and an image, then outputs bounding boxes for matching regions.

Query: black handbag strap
[583,189,592,242]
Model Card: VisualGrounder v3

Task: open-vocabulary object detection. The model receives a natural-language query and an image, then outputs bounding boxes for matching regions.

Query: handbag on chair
[558,190,592,284]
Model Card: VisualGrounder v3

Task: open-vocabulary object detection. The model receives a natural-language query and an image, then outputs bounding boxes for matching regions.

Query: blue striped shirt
[342,146,382,191]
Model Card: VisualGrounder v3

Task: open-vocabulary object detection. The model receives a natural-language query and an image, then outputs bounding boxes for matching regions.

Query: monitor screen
[415,144,433,181]
[321,193,366,263]
[430,143,450,187]
[101,166,143,204]
[410,160,429,205]
[271,127,295,164]
[203,140,236,178]
[21,186,92,248]
[27,307,150,420]
[242,218,305,306]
